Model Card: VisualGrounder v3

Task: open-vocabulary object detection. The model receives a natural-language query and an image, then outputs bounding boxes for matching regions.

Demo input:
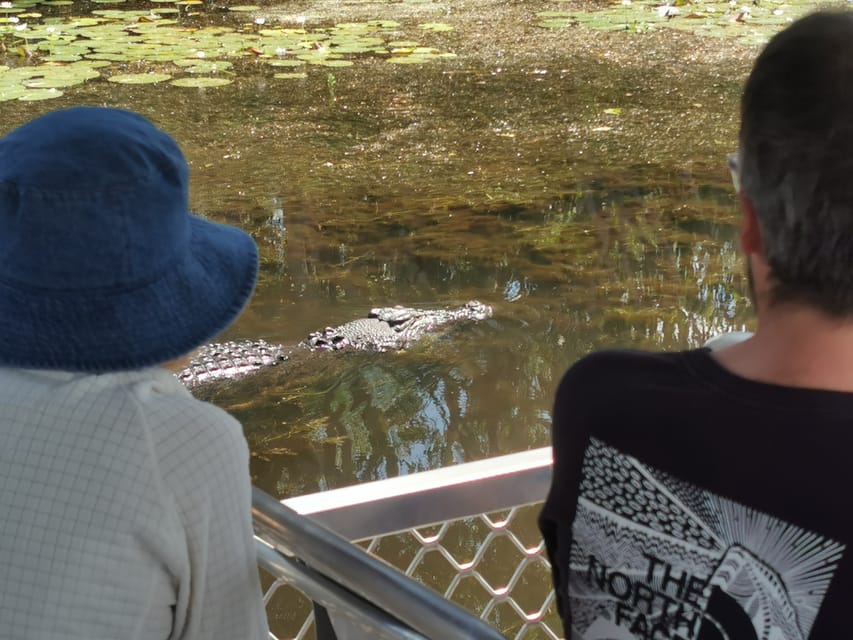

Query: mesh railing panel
[259,502,563,640]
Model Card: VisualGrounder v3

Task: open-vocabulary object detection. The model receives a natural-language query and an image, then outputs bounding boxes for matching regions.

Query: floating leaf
[24,75,87,88]
[0,8,460,99]
[18,87,64,100]
[366,20,399,28]
[0,86,27,102]
[68,17,102,26]
[418,23,454,32]
[227,5,260,11]
[603,108,622,115]
[107,72,172,83]
[274,72,307,79]
[173,59,233,72]
[170,76,233,87]
[329,43,378,54]
[42,52,83,62]
[70,59,113,68]
[311,59,353,67]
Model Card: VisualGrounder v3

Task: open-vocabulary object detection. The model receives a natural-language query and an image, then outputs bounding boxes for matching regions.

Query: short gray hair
[740,11,853,316]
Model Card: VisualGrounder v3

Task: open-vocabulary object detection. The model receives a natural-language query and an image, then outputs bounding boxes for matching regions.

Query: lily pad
[170,76,233,87]
[24,75,87,88]
[310,59,353,67]
[173,59,233,72]
[42,52,83,62]
[0,8,460,99]
[18,87,63,100]
[70,59,113,68]
[107,72,172,83]
[0,86,27,102]
[367,19,400,28]
[267,59,304,67]
[418,23,454,32]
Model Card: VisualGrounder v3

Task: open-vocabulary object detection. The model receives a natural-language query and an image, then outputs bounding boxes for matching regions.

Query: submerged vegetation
[0,0,833,498]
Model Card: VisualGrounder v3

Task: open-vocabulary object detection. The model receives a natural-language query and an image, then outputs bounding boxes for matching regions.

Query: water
[2,0,756,524]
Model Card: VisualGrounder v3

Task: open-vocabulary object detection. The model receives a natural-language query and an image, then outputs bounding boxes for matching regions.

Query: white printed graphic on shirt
[568,438,845,640]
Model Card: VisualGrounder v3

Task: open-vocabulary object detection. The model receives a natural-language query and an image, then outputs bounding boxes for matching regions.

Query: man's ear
[739,193,763,255]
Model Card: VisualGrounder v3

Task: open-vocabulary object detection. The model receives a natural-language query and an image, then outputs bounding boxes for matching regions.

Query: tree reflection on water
[0,0,761,502]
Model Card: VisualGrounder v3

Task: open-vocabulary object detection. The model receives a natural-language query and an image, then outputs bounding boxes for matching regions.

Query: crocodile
[178,300,492,388]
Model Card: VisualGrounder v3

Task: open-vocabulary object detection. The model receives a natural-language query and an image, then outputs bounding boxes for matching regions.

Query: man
[540,12,853,640]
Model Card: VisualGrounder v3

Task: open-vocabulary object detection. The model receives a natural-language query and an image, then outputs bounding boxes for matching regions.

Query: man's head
[739,11,853,317]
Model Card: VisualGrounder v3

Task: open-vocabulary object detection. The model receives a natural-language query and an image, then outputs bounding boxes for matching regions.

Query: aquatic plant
[537,0,810,45]
[0,0,458,101]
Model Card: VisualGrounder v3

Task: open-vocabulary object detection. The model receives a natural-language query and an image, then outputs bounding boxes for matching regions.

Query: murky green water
[5,0,812,634]
[0,0,766,495]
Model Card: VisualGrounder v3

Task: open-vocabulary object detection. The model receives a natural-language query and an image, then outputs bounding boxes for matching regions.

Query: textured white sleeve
[136,383,269,640]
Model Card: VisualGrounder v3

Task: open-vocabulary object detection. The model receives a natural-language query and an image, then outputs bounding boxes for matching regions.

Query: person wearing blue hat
[0,107,268,638]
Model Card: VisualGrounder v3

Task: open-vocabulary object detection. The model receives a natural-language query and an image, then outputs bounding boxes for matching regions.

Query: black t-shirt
[539,348,853,640]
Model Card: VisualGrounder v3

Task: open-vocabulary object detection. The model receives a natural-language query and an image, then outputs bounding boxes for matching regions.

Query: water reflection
[0,0,755,504]
[192,178,749,498]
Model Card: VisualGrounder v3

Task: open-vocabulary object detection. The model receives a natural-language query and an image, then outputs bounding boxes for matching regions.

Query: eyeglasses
[727,152,740,193]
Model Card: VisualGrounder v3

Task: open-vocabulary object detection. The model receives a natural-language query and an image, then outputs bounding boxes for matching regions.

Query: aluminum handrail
[283,447,553,540]
[253,487,506,640]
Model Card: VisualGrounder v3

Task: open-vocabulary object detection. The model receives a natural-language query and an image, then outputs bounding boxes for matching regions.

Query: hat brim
[0,215,258,373]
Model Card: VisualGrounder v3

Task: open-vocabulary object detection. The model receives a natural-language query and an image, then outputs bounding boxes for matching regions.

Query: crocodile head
[458,300,492,321]
[305,300,493,352]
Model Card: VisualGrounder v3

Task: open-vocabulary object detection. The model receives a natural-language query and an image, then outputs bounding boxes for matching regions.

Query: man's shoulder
[558,348,695,398]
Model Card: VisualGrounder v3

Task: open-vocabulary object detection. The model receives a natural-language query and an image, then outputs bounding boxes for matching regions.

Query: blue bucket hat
[0,107,258,372]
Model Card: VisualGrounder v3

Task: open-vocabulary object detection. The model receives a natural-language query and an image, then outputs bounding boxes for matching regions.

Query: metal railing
[254,488,506,640]
[253,447,559,639]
